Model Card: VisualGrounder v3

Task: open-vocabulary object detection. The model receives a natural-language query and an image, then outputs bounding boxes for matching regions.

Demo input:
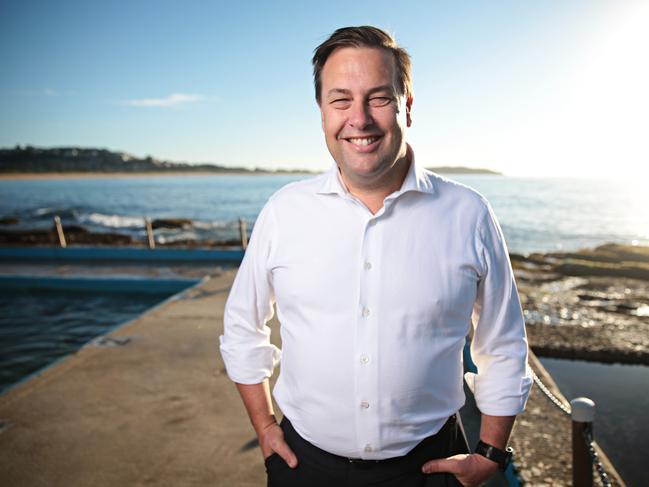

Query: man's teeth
[348,137,378,146]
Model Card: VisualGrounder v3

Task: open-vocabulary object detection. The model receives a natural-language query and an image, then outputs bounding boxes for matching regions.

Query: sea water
[1,174,647,253]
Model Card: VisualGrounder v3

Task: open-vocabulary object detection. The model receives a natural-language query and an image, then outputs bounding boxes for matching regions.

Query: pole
[54,215,67,248]
[145,218,155,249]
[571,397,595,487]
[239,217,248,251]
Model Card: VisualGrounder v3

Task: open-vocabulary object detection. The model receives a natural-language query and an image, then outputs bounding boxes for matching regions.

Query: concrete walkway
[0,267,626,486]
[0,269,271,487]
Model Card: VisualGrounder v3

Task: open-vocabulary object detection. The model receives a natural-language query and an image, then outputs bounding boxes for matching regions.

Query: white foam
[33,207,56,216]
[81,212,146,229]
[156,230,200,243]
[192,220,231,230]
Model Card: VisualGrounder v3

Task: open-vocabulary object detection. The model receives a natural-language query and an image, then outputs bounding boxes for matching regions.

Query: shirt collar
[315,144,436,197]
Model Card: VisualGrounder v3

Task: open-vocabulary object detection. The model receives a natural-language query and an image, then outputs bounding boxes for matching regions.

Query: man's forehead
[320,47,398,91]
[323,46,394,71]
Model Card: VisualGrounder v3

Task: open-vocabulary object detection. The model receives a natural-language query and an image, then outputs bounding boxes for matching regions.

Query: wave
[30,207,79,220]
[13,207,245,241]
[156,231,201,244]
[80,212,146,229]
[192,220,235,230]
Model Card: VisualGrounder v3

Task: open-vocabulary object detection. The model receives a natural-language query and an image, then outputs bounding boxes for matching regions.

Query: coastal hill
[0,146,501,175]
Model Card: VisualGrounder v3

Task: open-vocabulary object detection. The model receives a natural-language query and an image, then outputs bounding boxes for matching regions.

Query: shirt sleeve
[464,202,533,416]
[219,199,281,384]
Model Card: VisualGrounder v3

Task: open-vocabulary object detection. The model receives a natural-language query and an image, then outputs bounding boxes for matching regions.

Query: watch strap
[474,440,513,470]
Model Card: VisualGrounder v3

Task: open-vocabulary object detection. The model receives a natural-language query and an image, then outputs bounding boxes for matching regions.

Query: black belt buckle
[347,457,382,468]
[347,458,381,464]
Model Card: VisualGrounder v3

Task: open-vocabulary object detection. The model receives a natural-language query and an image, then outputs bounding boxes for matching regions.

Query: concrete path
[0,269,271,487]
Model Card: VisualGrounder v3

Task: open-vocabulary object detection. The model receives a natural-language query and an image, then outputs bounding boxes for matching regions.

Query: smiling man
[319,46,411,211]
[220,26,532,487]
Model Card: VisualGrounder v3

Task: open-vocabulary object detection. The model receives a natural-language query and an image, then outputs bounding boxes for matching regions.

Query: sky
[1,0,647,177]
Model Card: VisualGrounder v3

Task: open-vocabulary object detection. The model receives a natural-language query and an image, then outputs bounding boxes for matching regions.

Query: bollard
[571,397,595,487]
[145,218,155,249]
[53,215,67,248]
[239,217,248,251]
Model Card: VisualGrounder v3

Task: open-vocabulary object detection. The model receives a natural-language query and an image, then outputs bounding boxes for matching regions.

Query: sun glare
[556,1,649,178]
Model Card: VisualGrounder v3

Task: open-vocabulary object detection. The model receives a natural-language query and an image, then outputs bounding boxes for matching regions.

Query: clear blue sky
[1,0,647,177]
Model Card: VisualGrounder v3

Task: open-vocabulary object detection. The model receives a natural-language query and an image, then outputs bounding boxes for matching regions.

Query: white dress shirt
[220,152,532,460]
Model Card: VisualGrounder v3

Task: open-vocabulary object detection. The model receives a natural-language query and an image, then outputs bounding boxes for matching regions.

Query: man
[220,26,532,487]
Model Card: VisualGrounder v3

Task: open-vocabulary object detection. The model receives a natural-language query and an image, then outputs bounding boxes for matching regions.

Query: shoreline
[0,171,315,180]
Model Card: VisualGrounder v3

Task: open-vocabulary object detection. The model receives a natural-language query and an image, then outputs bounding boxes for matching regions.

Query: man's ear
[406,96,413,127]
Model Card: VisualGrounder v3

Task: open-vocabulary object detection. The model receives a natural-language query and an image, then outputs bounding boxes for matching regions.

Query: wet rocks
[515,244,649,365]
[0,228,134,246]
[151,218,193,229]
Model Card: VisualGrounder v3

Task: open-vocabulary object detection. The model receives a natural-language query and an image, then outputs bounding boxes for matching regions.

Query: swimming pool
[0,288,175,393]
[539,357,648,486]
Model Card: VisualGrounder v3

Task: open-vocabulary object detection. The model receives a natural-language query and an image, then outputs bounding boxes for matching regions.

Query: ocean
[1,173,647,254]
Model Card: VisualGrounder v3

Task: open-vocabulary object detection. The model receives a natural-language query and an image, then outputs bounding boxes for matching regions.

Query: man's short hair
[312,26,413,104]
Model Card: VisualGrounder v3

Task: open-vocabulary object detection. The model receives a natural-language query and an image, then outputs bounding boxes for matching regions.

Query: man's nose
[348,102,373,129]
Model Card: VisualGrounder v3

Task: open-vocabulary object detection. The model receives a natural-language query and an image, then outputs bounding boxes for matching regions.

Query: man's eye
[368,97,392,107]
[331,99,351,107]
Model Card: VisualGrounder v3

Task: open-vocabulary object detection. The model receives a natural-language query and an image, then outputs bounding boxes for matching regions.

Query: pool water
[539,357,649,487]
[0,289,173,393]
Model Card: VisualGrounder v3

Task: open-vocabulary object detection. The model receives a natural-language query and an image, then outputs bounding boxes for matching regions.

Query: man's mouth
[344,136,381,147]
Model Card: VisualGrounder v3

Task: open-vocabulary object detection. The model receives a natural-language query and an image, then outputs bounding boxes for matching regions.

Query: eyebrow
[326,85,395,98]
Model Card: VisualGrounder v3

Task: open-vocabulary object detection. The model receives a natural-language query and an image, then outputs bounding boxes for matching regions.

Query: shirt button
[364,261,372,270]
[364,444,373,452]
[360,354,369,364]
[362,307,370,318]
[360,401,370,409]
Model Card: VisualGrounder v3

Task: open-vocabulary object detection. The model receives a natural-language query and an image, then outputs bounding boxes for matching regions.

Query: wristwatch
[474,440,513,471]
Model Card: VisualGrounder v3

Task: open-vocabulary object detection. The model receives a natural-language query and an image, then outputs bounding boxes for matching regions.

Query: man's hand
[234,381,299,468]
[259,421,298,468]
[421,453,498,487]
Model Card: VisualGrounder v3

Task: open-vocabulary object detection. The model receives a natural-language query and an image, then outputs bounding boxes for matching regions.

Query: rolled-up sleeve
[219,200,281,384]
[464,202,533,416]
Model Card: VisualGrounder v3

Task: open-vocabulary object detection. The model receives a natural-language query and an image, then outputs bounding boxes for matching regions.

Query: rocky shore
[513,243,649,365]
[0,221,242,247]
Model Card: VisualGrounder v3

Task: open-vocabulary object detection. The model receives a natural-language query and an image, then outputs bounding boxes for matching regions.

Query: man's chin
[338,160,394,185]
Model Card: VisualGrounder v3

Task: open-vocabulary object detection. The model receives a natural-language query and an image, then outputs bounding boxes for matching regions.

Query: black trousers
[265,415,469,487]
